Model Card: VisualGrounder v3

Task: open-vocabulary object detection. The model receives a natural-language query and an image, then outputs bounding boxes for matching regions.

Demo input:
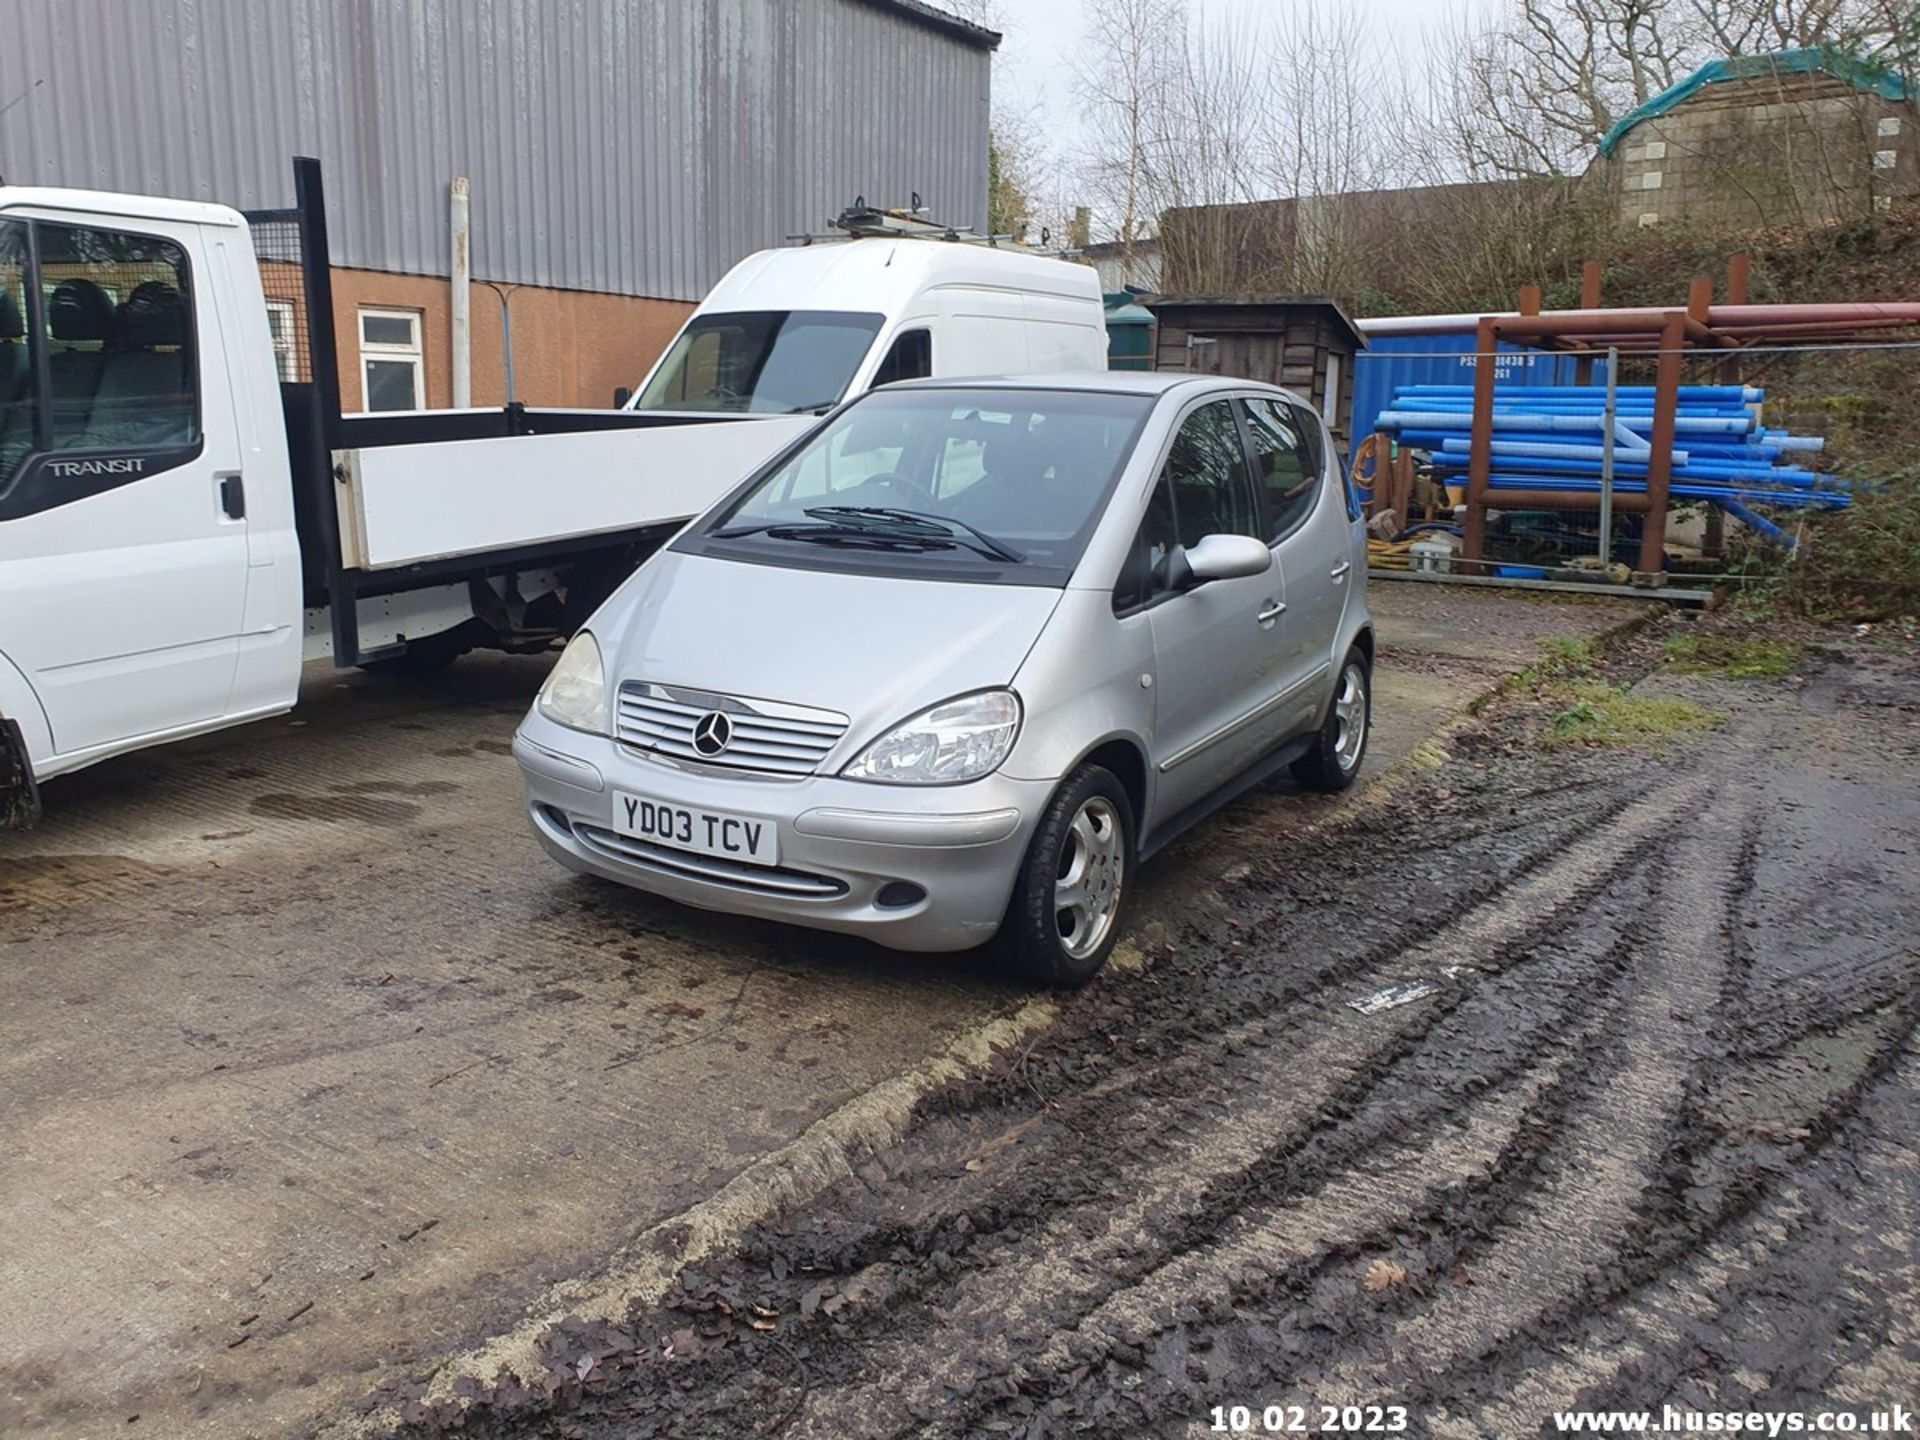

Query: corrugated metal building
[0,0,997,409]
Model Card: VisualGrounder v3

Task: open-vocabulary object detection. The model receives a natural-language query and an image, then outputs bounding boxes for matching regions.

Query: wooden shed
[1142,295,1367,445]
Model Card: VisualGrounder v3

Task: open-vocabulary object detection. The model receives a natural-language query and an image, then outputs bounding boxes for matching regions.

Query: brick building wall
[1610,71,1919,229]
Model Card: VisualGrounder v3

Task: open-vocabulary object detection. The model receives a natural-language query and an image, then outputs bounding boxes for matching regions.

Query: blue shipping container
[1349,334,1612,446]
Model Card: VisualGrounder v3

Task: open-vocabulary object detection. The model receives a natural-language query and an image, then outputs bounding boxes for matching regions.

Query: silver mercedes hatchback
[515,373,1373,985]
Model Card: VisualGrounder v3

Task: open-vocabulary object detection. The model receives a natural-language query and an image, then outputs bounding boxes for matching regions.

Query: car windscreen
[679,386,1156,587]
[632,310,884,414]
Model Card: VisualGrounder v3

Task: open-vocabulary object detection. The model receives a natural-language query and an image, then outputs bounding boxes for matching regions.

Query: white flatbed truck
[0,161,1106,826]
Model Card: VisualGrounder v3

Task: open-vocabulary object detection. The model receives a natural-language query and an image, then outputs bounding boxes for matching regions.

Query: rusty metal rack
[1365,258,1920,580]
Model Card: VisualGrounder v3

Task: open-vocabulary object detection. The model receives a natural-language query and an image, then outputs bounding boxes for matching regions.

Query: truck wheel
[996,764,1134,988]
[1291,646,1370,793]
[361,633,467,677]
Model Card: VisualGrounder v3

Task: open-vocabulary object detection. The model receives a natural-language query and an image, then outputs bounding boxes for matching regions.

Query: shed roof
[1141,294,1368,351]
[1599,47,1909,156]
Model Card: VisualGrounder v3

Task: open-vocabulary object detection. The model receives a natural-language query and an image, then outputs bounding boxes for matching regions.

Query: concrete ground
[0,582,1639,1439]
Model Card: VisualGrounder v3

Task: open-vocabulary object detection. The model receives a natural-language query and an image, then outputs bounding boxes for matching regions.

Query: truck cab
[0,187,301,815]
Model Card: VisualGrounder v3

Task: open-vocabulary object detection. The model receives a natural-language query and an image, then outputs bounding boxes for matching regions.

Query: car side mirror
[1182,533,1273,584]
[613,385,632,409]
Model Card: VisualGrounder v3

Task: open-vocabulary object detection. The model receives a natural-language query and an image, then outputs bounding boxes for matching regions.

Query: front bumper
[512,707,1051,952]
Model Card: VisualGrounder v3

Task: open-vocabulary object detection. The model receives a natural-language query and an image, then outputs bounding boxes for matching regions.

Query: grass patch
[1504,634,1601,693]
[1661,633,1800,679]
[1545,681,1724,752]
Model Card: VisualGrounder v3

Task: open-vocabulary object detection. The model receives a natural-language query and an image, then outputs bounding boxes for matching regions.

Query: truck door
[0,213,249,763]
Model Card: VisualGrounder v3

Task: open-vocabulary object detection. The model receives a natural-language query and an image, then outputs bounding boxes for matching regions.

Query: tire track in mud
[883,775,1691,1258]
[785,916,1655,1437]
[1434,1030,1920,1438]
[1280,801,1746,1419]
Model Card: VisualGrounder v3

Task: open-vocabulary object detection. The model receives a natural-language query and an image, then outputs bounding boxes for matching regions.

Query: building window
[359,307,423,411]
[264,300,299,382]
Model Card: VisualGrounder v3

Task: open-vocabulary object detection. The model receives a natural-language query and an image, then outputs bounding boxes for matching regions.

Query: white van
[623,226,1108,415]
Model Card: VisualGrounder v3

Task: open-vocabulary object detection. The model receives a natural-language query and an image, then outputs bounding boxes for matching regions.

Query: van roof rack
[785,194,1020,247]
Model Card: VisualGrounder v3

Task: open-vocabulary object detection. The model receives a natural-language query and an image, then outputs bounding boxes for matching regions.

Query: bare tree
[1072,0,1185,284]
[1255,2,1397,294]
[1440,0,1915,178]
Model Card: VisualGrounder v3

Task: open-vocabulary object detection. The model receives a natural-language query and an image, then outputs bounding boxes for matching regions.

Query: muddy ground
[384,614,1920,1440]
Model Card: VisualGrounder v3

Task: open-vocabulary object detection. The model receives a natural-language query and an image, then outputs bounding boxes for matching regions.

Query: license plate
[612,792,779,865]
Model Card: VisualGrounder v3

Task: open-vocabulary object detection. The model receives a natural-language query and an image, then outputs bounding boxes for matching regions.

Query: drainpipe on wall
[480,281,522,404]
[450,176,472,409]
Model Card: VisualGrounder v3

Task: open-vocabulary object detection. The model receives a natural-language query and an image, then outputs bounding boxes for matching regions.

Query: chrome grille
[615,682,849,776]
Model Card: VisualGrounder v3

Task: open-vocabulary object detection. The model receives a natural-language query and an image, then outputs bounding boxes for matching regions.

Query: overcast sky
[981,0,1483,210]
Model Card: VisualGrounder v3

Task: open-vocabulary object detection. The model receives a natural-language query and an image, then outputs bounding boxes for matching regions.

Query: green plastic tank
[1104,292,1155,372]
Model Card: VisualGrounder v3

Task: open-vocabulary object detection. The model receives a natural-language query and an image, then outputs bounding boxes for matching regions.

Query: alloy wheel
[1333,661,1368,773]
[1055,795,1124,961]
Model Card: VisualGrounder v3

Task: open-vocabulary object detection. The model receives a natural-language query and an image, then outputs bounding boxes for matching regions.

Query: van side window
[38,222,198,452]
[0,223,34,486]
[1241,396,1319,543]
[871,328,932,388]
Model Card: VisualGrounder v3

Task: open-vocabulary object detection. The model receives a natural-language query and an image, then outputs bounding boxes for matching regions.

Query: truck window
[634,310,883,414]
[871,328,931,387]
[0,219,200,511]
[0,224,33,484]
[38,222,198,452]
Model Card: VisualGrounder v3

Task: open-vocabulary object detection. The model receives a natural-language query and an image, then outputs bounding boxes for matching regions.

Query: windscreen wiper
[803,506,1026,564]
[710,519,956,552]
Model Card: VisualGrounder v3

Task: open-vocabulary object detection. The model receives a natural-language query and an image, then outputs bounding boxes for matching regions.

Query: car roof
[877,371,1307,405]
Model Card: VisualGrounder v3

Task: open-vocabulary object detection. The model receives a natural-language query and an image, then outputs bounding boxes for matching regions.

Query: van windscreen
[633,310,883,414]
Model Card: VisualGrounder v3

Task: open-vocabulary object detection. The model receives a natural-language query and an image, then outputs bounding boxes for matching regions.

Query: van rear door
[0,209,249,763]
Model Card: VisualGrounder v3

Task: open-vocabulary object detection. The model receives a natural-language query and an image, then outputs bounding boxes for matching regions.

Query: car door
[0,212,249,762]
[1240,394,1352,735]
[1134,398,1287,819]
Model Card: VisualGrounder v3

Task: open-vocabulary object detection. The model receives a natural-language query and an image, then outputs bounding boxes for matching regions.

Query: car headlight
[842,689,1021,785]
[537,630,608,734]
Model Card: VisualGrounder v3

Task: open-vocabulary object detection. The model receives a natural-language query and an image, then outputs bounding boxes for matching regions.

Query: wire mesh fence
[243,213,314,385]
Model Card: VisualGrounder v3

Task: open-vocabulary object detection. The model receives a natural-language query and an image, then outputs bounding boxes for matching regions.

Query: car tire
[1291,646,1371,793]
[997,764,1134,989]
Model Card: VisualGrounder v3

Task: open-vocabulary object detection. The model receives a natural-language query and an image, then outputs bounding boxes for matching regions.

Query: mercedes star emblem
[692,711,734,757]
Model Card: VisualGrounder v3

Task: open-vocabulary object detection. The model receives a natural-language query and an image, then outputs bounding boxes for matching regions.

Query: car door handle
[218,473,246,520]
[1330,560,1352,580]
[1256,600,1286,624]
